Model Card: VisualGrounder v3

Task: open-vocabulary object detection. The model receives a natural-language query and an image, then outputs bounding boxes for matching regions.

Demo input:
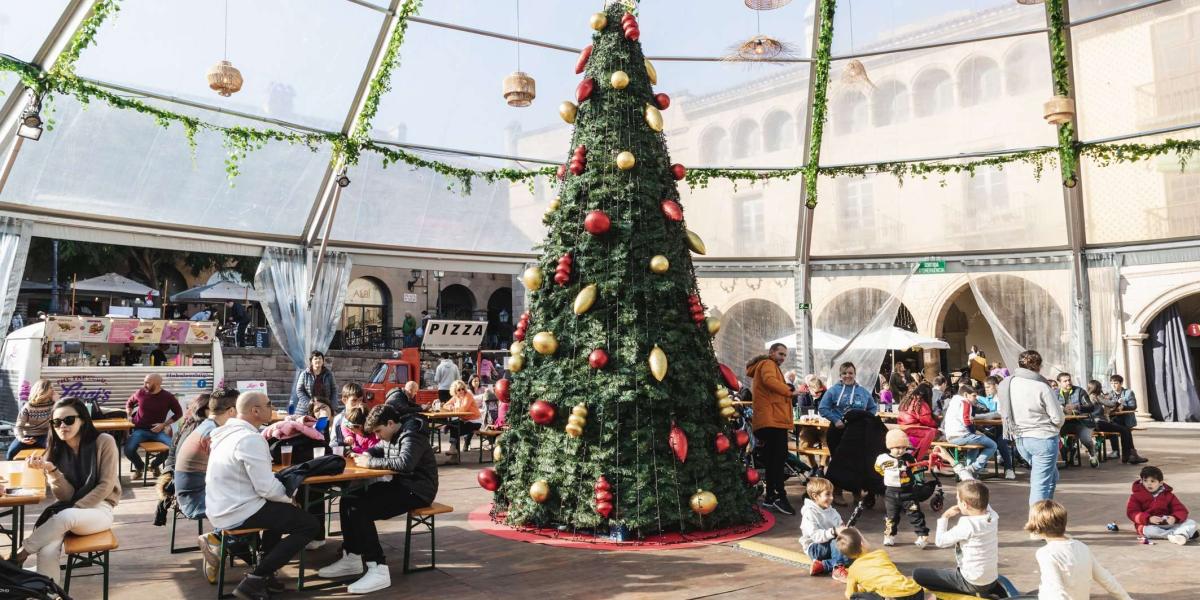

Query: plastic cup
[313,447,326,458]
[280,445,293,467]
[808,410,816,418]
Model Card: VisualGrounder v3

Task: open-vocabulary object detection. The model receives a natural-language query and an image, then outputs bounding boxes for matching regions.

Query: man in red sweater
[124,373,183,480]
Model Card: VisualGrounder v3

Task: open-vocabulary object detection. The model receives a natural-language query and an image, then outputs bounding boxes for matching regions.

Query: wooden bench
[63,530,118,600]
[405,503,453,573]
[13,448,44,460]
[131,441,171,486]
[216,528,265,599]
[1094,431,1121,461]
[931,441,987,475]
[477,429,502,463]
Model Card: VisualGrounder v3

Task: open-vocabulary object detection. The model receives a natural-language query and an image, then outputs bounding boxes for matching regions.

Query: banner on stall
[421,320,486,352]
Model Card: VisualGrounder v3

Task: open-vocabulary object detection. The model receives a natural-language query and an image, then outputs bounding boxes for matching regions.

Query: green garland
[804,0,837,208]
[1045,0,1079,187]
[48,0,120,80]
[1081,138,1200,171]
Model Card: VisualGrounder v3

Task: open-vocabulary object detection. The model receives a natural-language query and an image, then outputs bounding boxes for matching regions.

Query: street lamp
[433,270,445,317]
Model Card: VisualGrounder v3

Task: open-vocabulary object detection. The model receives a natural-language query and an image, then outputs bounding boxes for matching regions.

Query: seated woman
[174,390,239,520]
[1090,380,1148,465]
[6,379,54,460]
[897,384,941,461]
[439,380,482,464]
[14,397,121,584]
[164,393,213,477]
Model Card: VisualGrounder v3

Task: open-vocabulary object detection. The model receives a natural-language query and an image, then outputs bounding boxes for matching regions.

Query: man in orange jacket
[747,343,802,515]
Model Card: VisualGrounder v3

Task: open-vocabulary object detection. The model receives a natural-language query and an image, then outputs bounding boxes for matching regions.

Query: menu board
[80,318,110,342]
[185,321,216,345]
[132,320,165,344]
[107,319,139,344]
[45,316,82,342]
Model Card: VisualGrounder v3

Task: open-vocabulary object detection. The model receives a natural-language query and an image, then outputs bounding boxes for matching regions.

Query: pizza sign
[421,320,486,352]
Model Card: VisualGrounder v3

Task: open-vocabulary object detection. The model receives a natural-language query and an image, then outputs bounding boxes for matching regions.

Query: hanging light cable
[206,0,243,97]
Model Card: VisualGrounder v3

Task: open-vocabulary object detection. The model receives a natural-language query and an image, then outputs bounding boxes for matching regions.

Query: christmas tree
[484,0,761,536]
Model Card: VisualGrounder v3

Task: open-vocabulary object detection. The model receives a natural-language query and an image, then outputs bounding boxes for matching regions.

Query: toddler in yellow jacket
[836,527,934,600]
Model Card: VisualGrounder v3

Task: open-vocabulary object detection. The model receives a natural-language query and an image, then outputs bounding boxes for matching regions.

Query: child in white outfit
[912,480,1002,597]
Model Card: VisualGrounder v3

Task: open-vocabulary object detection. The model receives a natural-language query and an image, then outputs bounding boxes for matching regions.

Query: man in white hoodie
[206,392,321,600]
[996,350,1064,506]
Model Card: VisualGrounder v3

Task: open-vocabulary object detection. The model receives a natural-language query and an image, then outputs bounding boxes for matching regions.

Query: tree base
[468,504,775,551]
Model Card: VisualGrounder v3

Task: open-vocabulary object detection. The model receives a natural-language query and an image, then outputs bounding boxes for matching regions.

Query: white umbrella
[71,273,158,297]
[766,329,850,351]
[851,326,950,351]
[170,280,261,303]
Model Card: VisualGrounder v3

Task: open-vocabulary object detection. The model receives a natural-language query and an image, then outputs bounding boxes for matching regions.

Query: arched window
[762,110,795,152]
[958,56,1002,107]
[732,119,761,159]
[1004,42,1044,96]
[912,69,953,118]
[835,91,868,135]
[964,167,1010,212]
[699,126,730,164]
[872,81,910,127]
[342,277,390,349]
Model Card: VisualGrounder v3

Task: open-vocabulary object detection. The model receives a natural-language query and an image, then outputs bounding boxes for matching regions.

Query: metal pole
[792,0,827,377]
[50,240,60,314]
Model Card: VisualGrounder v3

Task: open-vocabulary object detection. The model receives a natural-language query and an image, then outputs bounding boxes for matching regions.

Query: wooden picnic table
[877,411,899,421]
[422,411,476,420]
[0,462,47,559]
[92,418,135,433]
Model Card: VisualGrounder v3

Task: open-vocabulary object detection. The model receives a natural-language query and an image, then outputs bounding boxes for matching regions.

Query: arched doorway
[815,288,919,387]
[439,284,476,320]
[486,288,513,349]
[341,277,390,349]
[712,299,794,383]
[1141,293,1200,422]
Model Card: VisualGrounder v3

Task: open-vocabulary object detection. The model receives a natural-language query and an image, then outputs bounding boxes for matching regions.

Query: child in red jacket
[1126,465,1196,545]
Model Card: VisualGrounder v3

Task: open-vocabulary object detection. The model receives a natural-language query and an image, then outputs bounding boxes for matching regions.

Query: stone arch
[816,287,915,339]
[1131,279,1200,333]
[712,298,794,374]
[439,284,476,320]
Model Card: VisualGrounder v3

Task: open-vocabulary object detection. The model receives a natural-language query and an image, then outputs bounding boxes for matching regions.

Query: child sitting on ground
[912,480,1001,598]
[1126,465,1196,545]
[800,477,851,580]
[1014,500,1132,600]
[837,527,934,600]
[875,429,930,548]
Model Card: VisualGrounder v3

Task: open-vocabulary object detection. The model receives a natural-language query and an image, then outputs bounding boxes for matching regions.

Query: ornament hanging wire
[840,0,875,89]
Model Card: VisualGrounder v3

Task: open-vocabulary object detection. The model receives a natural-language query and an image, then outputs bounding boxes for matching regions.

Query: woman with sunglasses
[13,397,121,583]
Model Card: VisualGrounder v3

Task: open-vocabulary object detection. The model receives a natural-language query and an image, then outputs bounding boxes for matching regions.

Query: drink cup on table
[280,445,293,467]
[313,446,326,458]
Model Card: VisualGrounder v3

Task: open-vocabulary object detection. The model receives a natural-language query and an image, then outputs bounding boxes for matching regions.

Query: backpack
[0,558,70,599]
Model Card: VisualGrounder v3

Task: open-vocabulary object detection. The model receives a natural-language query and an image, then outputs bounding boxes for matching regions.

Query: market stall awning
[71,273,159,297]
[170,280,261,303]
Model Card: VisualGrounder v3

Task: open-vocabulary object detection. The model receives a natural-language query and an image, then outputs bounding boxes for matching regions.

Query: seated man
[319,403,439,594]
[125,374,183,480]
[206,391,321,600]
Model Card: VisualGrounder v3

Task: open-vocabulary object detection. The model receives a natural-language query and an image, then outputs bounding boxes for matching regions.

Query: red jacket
[898,402,937,429]
[1126,480,1189,535]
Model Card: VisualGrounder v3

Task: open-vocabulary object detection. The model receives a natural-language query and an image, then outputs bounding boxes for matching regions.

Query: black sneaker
[772,497,796,515]
[760,494,777,509]
[265,575,285,594]
[232,575,270,600]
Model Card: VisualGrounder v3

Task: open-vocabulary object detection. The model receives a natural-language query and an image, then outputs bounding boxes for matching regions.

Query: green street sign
[797,303,811,310]
[917,260,947,274]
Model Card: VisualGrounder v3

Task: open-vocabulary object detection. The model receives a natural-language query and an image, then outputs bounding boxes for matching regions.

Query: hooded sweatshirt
[1126,480,1189,535]
[996,368,1063,439]
[798,497,844,549]
[818,382,877,424]
[205,417,291,530]
[747,356,793,430]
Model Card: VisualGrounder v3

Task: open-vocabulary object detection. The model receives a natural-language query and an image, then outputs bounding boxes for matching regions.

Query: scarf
[36,437,100,527]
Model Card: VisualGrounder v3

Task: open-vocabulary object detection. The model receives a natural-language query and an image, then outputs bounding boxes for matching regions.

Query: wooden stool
[477,429,502,463]
[13,448,44,460]
[931,441,985,467]
[169,504,205,554]
[404,503,453,573]
[216,528,264,599]
[1094,431,1121,461]
[63,530,118,600]
[133,441,170,486]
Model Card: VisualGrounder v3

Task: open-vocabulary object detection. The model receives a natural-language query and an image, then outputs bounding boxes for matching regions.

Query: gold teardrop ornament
[573,284,598,315]
[645,104,663,132]
[649,344,668,382]
[686,230,707,255]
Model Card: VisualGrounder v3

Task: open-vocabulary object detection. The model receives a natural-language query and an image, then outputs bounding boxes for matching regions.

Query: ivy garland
[803,0,837,208]
[1045,0,1079,187]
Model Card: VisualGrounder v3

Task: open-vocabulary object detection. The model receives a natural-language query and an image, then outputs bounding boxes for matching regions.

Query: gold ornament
[559,101,578,124]
[493,443,503,462]
[720,406,737,419]
[644,58,658,85]
[685,230,707,255]
[649,255,669,274]
[573,284,598,315]
[207,60,244,97]
[532,331,558,355]
[705,316,721,336]
[718,397,734,409]
[649,344,668,382]
[521,266,544,291]
[548,197,561,211]
[616,151,636,170]
[571,404,589,418]
[510,341,526,358]
[503,71,536,107]
[611,71,630,90]
[690,490,718,515]
[565,423,583,437]
[565,403,588,437]
[590,12,608,30]
[508,354,525,372]
[530,480,550,503]
[644,104,664,132]
[716,386,730,399]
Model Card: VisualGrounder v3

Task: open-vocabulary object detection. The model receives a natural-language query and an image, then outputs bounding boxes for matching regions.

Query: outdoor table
[793,417,833,470]
[422,411,476,420]
[877,411,899,422]
[92,418,134,434]
[0,461,47,559]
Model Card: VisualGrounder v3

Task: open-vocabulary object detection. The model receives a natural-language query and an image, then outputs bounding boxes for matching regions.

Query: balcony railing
[1146,197,1200,239]
[1135,72,1200,128]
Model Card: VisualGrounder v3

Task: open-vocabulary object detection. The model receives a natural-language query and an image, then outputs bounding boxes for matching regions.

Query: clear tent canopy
[1,0,1198,378]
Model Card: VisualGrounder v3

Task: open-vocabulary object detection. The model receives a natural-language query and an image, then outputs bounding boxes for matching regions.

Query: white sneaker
[883,535,896,547]
[347,562,391,594]
[318,552,364,579]
[306,539,326,550]
[953,464,976,481]
[1004,469,1016,480]
[1168,533,1188,546]
[914,536,928,549]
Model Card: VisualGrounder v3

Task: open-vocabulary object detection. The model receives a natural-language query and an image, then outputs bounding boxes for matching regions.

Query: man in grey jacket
[996,350,1064,505]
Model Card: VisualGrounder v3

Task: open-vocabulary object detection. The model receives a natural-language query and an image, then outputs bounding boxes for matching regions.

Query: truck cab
[363,348,423,408]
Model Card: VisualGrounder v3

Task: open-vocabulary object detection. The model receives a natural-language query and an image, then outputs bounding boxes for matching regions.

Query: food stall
[0,316,224,411]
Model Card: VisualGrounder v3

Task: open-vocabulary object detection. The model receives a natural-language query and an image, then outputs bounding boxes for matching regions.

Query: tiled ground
[45,423,1198,599]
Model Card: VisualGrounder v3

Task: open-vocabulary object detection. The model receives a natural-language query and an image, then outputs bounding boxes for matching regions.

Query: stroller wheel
[861,492,876,509]
[930,490,945,512]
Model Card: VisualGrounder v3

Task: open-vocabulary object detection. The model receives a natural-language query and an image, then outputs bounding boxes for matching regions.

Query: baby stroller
[915,452,947,512]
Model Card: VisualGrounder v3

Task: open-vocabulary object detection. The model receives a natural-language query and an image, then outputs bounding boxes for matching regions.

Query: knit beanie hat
[885,428,911,450]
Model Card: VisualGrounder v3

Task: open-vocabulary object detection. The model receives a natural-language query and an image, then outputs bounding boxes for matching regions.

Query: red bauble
[477,468,499,492]
[529,400,556,426]
[556,164,566,180]
[745,467,761,486]
[588,348,609,369]
[621,12,636,23]
[670,163,686,181]
[554,272,570,286]
[734,429,750,448]
[596,500,614,518]
[575,45,593,75]
[660,200,683,222]
[655,93,671,110]
[577,78,596,103]
[569,160,585,176]
[514,329,526,341]
[714,433,731,454]
[594,490,613,503]
[669,421,688,463]
[584,210,611,235]
[625,27,640,41]
[495,378,510,403]
[595,476,611,492]
[718,363,742,391]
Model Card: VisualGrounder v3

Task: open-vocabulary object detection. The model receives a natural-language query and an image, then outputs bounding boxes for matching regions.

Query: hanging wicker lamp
[1043,95,1075,124]
[724,35,797,62]
[841,59,875,89]
[745,0,793,8]
[503,71,537,107]
[1016,0,1045,5]
[207,60,243,97]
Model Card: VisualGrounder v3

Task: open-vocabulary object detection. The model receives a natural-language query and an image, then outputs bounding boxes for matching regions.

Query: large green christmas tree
[487,0,760,536]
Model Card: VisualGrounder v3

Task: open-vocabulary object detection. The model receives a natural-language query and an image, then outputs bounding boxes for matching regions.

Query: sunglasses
[50,416,79,428]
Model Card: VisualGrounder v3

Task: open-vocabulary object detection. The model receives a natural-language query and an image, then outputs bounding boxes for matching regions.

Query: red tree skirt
[467,504,775,551]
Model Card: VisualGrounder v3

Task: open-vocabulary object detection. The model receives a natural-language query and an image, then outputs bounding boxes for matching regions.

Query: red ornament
[584,210,611,235]
[660,199,683,222]
[718,363,742,391]
[714,433,731,454]
[1188,323,1200,337]
[556,164,566,180]
[670,163,686,181]
[655,93,671,110]
[669,421,688,463]
[595,476,611,492]
[495,378,510,403]
[554,272,569,286]
[477,468,500,491]
[596,500,614,518]
[555,253,573,286]
[514,329,526,342]
[625,27,640,41]
[529,400,556,426]
[575,44,593,74]
[577,78,596,103]
[621,12,636,24]
[594,490,613,503]
[734,429,750,448]
[745,467,761,486]
[569,161,585,176]
[588,348,609,369]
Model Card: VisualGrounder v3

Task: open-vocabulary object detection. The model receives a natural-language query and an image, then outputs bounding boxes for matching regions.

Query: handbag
[0,551,71,599]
